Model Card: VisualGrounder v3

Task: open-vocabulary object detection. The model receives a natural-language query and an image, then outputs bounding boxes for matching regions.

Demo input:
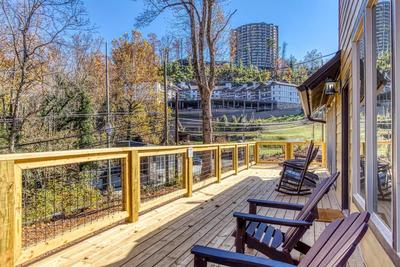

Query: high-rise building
[375,0,391,55]
[232,23,278,70]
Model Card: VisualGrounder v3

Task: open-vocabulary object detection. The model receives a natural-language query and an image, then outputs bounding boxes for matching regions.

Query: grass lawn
[259,123,324,141]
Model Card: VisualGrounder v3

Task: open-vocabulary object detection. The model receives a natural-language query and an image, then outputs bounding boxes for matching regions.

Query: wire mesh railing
[291,142,324,166]
[249,144,255,164]
[237,146,246,168]
[258,143,286,163]
[22,159,124,248]
[221,147,234,174]
[139,154,184,203]
[193,150,216,184]
[0,141,327,265]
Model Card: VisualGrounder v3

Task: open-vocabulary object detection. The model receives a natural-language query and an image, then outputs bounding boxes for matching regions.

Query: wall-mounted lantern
[324,78,338,95]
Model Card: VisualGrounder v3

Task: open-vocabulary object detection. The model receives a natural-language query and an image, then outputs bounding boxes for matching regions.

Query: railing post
[245,144,250,169]
[322,142,327,167]
[186,147,193,197]
[128,151,140,223]
[234,144,238,174]
[0,161,18,267]
[285,142,292,160]
[217,146,222,182]
[255,142,259,164]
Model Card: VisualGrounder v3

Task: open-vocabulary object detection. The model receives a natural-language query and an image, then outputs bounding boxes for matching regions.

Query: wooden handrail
[0,140,326,266]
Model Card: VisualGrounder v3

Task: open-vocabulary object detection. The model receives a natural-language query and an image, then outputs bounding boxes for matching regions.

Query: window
[358,32,367,199]
[373,0,392,229]
[353,0,400,252]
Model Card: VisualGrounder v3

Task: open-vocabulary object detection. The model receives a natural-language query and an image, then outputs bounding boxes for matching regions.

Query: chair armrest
[191,245,296,267]
[233,212,312,228]
[247,199,304,210]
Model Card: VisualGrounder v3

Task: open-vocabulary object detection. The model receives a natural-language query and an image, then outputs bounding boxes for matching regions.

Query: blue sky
[84,0,338,60]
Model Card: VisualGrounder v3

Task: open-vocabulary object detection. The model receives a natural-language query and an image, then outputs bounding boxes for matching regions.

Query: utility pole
[105,42,112,190]
[163,48,169,145]
[175,89,179,144]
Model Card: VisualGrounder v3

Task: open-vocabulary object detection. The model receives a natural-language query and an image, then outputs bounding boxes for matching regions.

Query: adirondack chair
[276,143,320,195]
[360,158,392,200]
[192,211,370,267]
[231,172,340,263]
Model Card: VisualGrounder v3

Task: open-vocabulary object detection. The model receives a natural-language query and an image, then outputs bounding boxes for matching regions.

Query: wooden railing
[0,141,325,266]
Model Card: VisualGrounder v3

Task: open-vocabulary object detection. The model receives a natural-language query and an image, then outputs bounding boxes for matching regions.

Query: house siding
[337,0,395,266]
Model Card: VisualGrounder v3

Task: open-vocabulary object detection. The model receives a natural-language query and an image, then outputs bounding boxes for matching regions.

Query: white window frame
[365,0,393,245]
[351,22,367,209]
[391,0,400,252]
[352,0,399,253]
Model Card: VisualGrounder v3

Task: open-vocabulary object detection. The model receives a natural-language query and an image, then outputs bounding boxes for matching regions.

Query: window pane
[374,0,392,229]
[358,33,366,199]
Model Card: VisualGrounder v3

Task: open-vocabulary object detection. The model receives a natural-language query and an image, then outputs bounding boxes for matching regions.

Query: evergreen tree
[75,90,96,149]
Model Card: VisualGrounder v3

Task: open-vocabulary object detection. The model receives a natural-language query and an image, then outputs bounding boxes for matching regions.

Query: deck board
[28,166,365,267]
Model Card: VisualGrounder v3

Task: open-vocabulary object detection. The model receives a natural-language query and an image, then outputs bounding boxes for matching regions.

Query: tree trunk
[200,90,213,144]
[8,132,16,153]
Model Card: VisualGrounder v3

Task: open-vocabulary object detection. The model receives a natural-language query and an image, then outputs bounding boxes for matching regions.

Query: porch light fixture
[324,78,337,95]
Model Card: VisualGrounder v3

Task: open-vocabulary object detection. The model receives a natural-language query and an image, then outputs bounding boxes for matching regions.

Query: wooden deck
[28,165,365,267]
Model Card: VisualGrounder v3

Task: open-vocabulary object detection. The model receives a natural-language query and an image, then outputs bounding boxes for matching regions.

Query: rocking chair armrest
[191,245,296,267]
[233,212,313,228]
[247,199,304,210]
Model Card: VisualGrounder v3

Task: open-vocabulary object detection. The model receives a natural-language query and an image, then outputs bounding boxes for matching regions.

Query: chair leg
[277,165,287,191]
[194,255,207,267]
[294,240,311,254]
[249,203,257,214]
[235,218,246,253]
[297,172,307,194]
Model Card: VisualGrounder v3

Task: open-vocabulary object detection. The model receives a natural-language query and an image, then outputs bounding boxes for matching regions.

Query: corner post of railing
[216,146,222,183]
[285,142,292,160]
[128,150,140,223]
[234,144,239,174]
[322,142,327,167]
[255,142,259,165]
[186,147,193,197]
[245,144,250,169]
[0,160,20,267]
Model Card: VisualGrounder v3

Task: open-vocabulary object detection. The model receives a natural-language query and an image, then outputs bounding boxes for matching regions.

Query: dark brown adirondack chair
[360,158,392,200]
[276,143,320,195]
[191,211,370,267]
[231,172,340,264]
[377,161,392,200]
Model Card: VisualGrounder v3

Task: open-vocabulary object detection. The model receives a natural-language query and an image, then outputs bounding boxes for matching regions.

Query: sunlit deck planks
[28,165,365,267]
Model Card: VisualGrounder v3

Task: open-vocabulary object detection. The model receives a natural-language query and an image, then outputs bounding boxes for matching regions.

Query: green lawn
[259,123,324,142]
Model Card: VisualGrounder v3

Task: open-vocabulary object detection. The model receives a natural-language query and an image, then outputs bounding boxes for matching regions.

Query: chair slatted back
[282,172,340,250]
[304,141,315,167]
[299,212,370,267]
[294,142,316,181]
[309,147,319,164]
[296,141,314,160]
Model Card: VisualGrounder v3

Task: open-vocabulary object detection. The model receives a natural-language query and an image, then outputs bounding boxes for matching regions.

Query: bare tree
[136,0,236,144]
[0,0,89,152]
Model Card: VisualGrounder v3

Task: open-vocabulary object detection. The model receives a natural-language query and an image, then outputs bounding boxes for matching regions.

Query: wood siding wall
[337,0,394,266]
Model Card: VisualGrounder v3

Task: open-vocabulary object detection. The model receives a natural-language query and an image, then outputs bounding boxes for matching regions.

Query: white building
[267,81,300,105]
[175,80,300,109]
